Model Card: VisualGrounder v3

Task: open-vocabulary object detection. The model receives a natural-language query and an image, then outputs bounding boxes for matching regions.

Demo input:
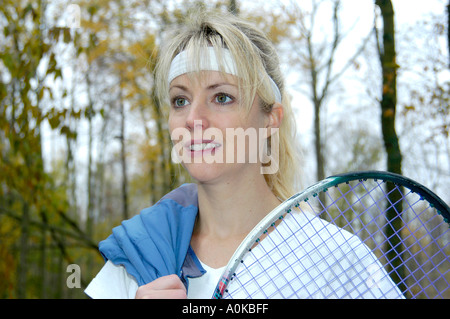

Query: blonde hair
[154,10,302,200]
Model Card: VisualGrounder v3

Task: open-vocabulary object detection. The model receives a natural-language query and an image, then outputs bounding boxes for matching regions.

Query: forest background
[0,0,448,298]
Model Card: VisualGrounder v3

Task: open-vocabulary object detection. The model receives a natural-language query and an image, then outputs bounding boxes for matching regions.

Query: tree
[0,0,101,298]
[395,8,449,194]
[0,0,57,298]
[374,0,404,293]
[279,0,372,183]
[447,0,450,67]
[375,0,402,176]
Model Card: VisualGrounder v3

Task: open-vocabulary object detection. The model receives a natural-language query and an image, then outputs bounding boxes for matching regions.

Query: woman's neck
[190,174,280,268]
[195,174,280,239]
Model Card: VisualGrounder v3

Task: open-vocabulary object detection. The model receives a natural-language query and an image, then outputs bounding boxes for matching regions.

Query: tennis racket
[212,171,450,299]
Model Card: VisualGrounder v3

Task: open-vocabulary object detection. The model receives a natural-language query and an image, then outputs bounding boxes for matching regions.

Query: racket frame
[212,170,450,299]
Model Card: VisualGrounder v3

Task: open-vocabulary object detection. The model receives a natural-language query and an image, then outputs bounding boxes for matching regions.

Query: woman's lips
[185,140,222,154]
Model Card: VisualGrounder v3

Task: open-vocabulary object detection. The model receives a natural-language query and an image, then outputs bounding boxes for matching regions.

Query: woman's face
[168,71,274,184]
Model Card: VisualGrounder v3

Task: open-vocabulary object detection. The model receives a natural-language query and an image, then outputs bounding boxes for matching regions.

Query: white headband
[168,47,282,103]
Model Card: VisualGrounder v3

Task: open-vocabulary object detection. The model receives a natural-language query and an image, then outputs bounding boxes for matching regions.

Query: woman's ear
[266,102,284,132]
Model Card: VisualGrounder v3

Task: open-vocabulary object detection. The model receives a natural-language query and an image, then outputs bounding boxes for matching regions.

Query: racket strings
[221,179,449,299]
[227,207,395,298]
[330,180,449,298]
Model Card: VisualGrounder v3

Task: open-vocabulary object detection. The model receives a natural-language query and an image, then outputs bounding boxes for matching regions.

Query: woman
[85,9,301,299]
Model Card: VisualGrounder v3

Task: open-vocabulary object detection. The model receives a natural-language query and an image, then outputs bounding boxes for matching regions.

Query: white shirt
[84,259,224,299]
[84,260,138,299]
[187,261,226,299]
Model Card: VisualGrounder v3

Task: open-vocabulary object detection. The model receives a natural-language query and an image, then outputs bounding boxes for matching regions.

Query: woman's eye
[215,94,233,104]
[172,97,189,108]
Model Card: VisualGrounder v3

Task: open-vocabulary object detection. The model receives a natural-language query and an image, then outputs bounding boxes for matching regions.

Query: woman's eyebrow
[206,82,237,90]
[169,82,237,92]
[169,84,189,92]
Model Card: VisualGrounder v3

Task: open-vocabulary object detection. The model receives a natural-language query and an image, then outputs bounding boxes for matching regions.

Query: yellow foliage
[86,39,109,64]
[0,218,19,298]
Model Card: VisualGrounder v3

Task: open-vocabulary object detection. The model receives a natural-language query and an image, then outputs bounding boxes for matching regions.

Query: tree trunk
[118,0,129,220]
[375,0,405,294]
[119,78,129,220]
[17,200,30,299]
[314,101,325,182]
[85,74,95,241]
[377,1,402,175]
[447,0,450,67]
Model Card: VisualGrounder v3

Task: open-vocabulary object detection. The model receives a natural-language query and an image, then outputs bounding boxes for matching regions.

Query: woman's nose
[185,100,210,131]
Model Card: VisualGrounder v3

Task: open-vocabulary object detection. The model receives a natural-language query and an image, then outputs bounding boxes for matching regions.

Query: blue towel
[98,183,199,286]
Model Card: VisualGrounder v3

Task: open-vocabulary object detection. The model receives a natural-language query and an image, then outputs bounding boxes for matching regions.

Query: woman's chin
[183,163,225,183]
